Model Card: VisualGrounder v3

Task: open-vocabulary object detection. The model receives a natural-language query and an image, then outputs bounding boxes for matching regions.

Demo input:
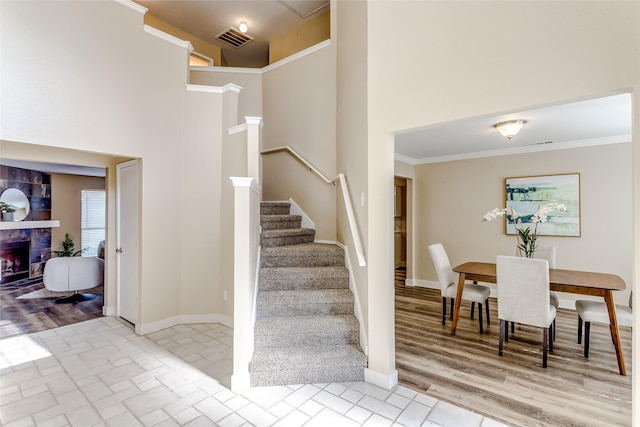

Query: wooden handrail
[261,146,366,266]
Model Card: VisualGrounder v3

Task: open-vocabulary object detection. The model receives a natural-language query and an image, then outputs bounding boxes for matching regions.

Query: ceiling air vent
[215,27,254,48]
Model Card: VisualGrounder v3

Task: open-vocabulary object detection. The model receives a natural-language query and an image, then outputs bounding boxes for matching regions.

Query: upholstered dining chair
[533,245,559,339]
[496,255,556,368]
[428,243,491,334]
[575,292,633,358]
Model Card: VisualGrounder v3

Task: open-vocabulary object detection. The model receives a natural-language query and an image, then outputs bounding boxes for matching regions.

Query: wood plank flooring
[395,278,632,427]
[0,278,103,338]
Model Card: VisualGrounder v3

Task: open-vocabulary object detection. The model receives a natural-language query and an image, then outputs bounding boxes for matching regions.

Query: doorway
[394,177,407,282]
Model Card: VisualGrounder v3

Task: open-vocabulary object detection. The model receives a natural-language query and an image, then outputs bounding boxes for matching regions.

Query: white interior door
[116,160,139,324]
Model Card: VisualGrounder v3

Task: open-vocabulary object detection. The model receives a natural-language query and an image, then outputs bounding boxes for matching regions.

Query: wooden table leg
[604,290,626,376]
[451,272,466,335]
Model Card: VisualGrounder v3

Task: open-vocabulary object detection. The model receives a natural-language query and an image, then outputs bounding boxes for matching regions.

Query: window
[189,52,213,67]
[81,189,105,257]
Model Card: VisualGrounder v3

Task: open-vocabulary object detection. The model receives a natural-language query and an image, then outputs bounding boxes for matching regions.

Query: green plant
[53,233,88,257]
[0,201,16,213]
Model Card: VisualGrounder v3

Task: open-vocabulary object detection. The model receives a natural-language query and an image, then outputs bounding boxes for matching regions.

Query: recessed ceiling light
[239,22,248,33]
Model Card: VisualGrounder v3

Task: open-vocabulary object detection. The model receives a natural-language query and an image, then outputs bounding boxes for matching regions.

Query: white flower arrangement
[482,202,567,258]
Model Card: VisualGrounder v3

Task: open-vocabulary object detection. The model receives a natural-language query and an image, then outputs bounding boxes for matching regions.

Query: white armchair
[43,256,104,304]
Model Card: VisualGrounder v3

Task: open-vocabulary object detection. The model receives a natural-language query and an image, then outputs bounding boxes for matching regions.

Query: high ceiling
[134,0,329,68]
[394,93,632,164]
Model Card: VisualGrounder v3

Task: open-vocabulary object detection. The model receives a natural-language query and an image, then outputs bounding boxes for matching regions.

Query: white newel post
[230,177,261,391]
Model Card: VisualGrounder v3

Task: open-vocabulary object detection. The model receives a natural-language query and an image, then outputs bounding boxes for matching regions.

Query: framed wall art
[504,173,580,236]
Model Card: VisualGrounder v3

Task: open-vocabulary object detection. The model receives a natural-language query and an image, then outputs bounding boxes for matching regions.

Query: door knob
[116,248,123,253]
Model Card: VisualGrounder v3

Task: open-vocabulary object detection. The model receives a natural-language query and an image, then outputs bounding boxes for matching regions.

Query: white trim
[103,306,116,316]
[245,117,263,126]
[365,368,398,390]
[143,25,193,51]
[114,0,147,15]
[0,220,59,230]
[231,373,251,391]
[186,83,242,94]
[342,244,368,356]
[288,198,315,230]
[201,66,263,74]
[230,177,262,194]
[228,117,263,136]
[402,134,631,165]
[250,246,261,358]
[136,313,233,335]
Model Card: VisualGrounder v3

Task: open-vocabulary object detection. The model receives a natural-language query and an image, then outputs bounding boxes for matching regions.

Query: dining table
[451,261,628,376]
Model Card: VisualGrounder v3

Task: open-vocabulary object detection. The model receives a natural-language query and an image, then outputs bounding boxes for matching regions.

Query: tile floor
[0,317,506,426]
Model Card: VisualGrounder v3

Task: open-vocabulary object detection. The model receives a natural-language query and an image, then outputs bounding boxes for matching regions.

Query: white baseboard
[365,368,398,390]
[136,313,233,335]
[231,373,251,392]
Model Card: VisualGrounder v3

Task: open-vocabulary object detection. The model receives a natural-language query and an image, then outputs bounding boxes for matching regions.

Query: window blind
[81,189,106,257]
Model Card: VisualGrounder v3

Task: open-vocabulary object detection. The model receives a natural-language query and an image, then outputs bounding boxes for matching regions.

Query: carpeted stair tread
[259,266,349,291]
[260,214,302,230]
[254,315,359,348]
[257,289,354,316]
[261,228,314,239]
[260,202,291,216]
[260,229,315,247]
[261,243,344,267]
[250,344,367,372]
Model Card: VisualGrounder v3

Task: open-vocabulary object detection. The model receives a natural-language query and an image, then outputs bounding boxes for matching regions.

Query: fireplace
[1,241,30,284]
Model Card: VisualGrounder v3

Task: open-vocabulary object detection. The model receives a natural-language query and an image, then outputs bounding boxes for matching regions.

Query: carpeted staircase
[249,201,367,386]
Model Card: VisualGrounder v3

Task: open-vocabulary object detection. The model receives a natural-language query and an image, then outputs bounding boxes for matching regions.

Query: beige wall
[145,14,222,66]
[51,174,106,254]
[269,11,330,64]
[261,45,337,241]
[412,144,633,306]
[189,69,263,120]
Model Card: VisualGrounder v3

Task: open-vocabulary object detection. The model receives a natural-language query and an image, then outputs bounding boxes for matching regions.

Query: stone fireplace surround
[0,165,53,284]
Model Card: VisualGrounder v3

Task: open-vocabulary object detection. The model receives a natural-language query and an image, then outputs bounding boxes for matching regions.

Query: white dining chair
[575,292,633,358]
[428,243,491,334]
[533,245,559,338]
[497,255,556,368]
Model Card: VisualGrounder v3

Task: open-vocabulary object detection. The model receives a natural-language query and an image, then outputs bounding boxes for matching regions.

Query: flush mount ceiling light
[493,119,528,140]
[238,21,248,33]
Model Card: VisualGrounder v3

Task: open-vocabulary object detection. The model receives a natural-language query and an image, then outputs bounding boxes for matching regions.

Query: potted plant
[52,233,88,257]
[0,201,16,222]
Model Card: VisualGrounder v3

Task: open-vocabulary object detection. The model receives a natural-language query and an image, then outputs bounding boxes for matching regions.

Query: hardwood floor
[0,278,103,339]
[395,278,632,427]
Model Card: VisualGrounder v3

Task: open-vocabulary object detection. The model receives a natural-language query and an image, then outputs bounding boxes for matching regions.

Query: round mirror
[0,188,30,221]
